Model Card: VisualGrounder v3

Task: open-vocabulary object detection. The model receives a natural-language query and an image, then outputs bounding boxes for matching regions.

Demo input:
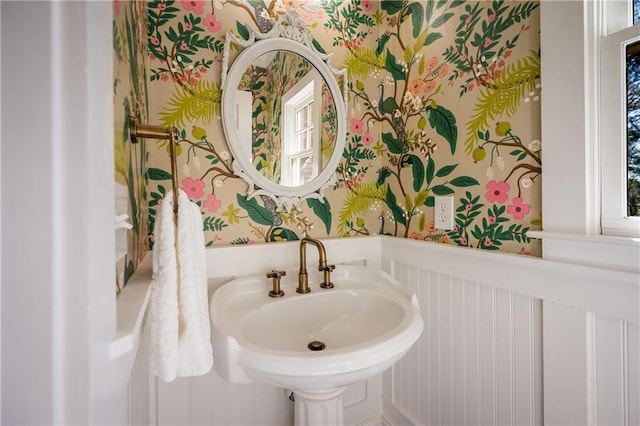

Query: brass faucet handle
[320,264,335,289]
[267,270,286,279]
[267,270,286,297]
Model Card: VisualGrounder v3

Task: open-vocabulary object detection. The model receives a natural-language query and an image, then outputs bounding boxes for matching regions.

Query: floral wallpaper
[143,0,541,255]
[249,50,313,183]
[114,0,151,290]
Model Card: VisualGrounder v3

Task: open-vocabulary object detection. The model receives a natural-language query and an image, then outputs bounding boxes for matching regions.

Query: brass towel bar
[129,117,180,215]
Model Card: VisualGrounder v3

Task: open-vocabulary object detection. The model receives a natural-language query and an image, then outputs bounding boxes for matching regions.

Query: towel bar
[129,117,179,215]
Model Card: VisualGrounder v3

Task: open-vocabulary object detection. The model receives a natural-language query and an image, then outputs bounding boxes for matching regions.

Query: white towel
[149,190,213,382]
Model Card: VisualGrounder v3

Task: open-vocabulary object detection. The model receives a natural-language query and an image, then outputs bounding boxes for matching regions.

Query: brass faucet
[297,237,335,293]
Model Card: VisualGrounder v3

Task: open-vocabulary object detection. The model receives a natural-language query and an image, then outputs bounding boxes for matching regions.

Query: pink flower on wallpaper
[203,194,222,213]
[180,42,188,51]
[184,22,193,31]
[158,2,167,11]
[350,118,363,135]
[484,38,493,48]
[361,0,372,13]
[438,63,449,78]
[182,177,205,199]
[507,197,531,219]
[363,132,373,146]
[114,0,120,16]
[150,36,160,46]
[484,237,493,247]
[203,14,222,33]
[485,180,510,204]
[181,0,205,15]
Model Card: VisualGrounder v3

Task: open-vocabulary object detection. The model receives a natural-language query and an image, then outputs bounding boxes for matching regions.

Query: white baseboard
[355,413,392,426]
[381,396,418,426]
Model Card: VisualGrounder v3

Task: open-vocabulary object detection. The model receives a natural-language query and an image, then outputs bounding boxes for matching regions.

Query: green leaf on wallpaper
[312,38,327,55]
[147,167,173,181]
[436,164,458,178]
[385,53,405,81]
[237,194,274,226]
[377,167,392,186]
[450,176,479,187]
[382,132,405,154]
[425,0,434,23]
[307,198,332,234]
[381,0,403,15]
[425,156,435,185]
[408,154,425,192]
[431,185,455,195]
[437,0,450,10]
[203,216,228,232]
[236,22,250,40]
[408,2,424,38]
[432,12,454,29]
[377,33,391,56]
[424,32,443,46]
[270,227,299,242]
[166,27,178,43]
[425,196,435,207]
[385,188,407,226]
[426,105,458,154]
[159,80,221,128]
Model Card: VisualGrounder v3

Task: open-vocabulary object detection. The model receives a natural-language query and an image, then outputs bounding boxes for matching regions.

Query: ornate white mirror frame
[220,10,347,212]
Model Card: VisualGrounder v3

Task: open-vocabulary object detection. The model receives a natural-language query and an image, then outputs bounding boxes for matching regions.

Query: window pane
[627,40,640,216]
[635,0,640,25]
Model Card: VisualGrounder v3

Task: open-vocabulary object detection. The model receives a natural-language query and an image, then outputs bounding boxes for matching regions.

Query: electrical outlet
[434,196,455,230]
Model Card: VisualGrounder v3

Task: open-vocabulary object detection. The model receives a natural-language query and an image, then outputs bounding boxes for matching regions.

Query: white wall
[1,2,118,424]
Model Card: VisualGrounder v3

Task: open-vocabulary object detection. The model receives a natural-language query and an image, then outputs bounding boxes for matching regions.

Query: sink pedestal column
[293,387,346,426]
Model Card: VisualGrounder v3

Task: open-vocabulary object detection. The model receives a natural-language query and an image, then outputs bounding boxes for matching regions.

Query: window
[628,41,640,216]
[600,0,640,236]
[281,72,321,187]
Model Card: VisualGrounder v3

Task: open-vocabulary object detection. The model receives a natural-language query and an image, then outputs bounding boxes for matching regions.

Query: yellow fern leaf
[159,80,221,128]
[464,51,540,154]
[343,48,385,80]
[337,183,386,235]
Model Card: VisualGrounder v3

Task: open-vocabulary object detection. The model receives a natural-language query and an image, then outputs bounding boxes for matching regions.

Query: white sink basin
[210,265,423,390]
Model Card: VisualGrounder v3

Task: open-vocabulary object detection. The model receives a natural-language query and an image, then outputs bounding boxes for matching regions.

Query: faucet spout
[297,237,333,293]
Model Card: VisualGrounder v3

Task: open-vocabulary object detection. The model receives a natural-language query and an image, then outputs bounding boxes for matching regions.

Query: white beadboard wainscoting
[381,237,639,426]
[124,235,639,425]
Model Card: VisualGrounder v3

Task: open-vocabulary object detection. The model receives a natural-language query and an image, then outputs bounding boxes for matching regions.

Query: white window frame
[281,72,321,186]
[531,0,640,273]
[600,0,640,237]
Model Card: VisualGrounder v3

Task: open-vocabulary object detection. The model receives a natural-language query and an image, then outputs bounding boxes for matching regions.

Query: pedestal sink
[209,265,423,425]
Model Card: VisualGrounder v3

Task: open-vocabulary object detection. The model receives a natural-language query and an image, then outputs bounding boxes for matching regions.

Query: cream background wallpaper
[114,0,542,286]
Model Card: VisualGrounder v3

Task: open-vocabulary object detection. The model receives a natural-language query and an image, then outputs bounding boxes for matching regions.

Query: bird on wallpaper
[377,83,399,117]
[378,84,408,153]
[377,214,393,236]
[260,194,283,226]
[249,1,274,33]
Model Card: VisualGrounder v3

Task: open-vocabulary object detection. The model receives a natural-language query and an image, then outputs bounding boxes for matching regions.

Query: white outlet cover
[434,196,455,230]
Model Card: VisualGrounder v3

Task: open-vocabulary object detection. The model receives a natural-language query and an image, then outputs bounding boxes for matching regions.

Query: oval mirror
[221,11,347,211]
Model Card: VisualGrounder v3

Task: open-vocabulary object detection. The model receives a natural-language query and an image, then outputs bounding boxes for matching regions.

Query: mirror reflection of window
[627,39,640,216]
[282,70,322,187]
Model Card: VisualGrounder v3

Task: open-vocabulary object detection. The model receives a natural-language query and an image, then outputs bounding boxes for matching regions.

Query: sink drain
[307,340,326,351]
